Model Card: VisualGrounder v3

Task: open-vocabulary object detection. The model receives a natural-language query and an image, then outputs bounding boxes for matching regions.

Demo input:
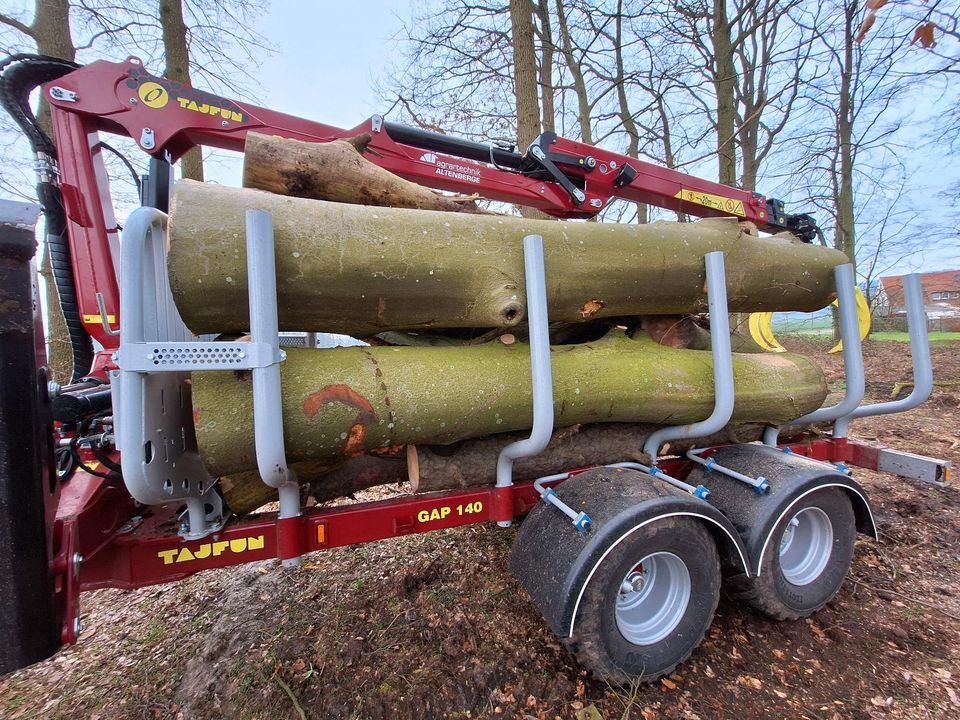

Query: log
[221,453,408,515]
[191,331,827,478]
[167,181,848,336]
[221,421,813,514]
[242,132,484,213]
[407,422,772,493]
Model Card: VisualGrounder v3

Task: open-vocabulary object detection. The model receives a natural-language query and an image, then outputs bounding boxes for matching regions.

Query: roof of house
[879,269,960,306]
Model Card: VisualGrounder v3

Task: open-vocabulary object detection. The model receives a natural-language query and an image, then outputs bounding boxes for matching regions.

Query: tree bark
[409,422,774,493]
[168,182,849,336]
[160,0,204,181]
[711,0,738,187]
[222,420,805,514]
[613,3,646,224]
[243,132,482,212]
[221,453,409,515]
[509,0,542,150]
[534,0,555,133]
[555,0,593,144]
[509,0,546,219]
[190,331,828,478]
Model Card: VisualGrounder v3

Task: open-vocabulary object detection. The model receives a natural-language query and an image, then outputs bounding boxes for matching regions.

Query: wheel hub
[779,506,834,586]
[615,552,691,646]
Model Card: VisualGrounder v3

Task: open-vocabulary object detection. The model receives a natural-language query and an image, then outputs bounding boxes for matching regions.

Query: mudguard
[686,443,877,577]
[510,466,748,639]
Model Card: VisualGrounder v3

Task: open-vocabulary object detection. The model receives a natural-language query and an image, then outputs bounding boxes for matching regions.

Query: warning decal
[674,189,745,217]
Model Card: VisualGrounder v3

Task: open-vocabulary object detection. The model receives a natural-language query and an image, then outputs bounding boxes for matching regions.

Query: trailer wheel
[733,487,855,620]
[566,517,721,682]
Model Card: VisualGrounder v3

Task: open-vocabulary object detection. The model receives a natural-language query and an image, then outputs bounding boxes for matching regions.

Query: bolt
[585,156,597,169]
[72,552,83,577]
[129,97,138,104]
[221,120,229,127]
[48,380,61,399]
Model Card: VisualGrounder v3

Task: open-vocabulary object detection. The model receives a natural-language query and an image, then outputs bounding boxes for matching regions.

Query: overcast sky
[199,0,406,184]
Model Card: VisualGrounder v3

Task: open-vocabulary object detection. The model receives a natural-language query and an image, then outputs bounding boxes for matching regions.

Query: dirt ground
[1,338,959,720]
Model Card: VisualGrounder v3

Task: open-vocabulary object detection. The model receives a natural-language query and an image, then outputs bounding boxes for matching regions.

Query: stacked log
[163,133,841,513]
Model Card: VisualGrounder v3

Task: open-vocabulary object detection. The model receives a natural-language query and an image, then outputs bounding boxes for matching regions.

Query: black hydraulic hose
[0,54,93,383]
[383,121,524,170]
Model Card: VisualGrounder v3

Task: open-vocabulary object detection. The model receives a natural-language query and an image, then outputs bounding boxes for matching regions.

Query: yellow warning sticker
[674,189,745,217]
[82,314,116,324]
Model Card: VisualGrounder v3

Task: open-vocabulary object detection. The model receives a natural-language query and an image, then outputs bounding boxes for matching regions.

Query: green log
[168,181,848,336]
[192,331,826,478]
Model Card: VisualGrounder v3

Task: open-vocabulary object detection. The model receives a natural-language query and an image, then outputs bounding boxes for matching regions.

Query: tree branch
[0,13,35,40]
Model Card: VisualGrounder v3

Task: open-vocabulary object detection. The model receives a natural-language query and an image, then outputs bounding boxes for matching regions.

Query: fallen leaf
[574,704,603,720]
[661,678,678,690]
[737,675,762,690]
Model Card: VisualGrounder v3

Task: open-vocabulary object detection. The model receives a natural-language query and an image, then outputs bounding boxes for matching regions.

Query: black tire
[731,487,855,620]
[564,518,720,683]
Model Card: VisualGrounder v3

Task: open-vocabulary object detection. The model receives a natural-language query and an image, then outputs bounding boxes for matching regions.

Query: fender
[686,443,877,577]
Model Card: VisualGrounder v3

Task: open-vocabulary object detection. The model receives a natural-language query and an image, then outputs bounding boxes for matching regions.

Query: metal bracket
[495,234,554,526]
[115,208,299,544]
[114,209,225,539]
[528,144,586,205]
[764,263,864,446]
[833,273,933,437]
[49,86,76,103]
[643,251,734,463]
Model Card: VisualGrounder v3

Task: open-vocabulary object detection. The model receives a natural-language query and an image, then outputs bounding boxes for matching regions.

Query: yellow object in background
[747,286,871,355]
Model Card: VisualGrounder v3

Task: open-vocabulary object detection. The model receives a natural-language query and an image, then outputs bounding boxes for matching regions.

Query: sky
[201,0,409,185]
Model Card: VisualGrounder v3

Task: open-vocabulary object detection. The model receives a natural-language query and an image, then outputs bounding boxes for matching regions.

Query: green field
[869,331,960,342]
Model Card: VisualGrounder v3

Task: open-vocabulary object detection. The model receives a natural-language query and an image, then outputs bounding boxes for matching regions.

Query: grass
[869,331,960,342]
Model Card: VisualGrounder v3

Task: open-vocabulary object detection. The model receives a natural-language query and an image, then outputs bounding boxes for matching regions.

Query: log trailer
[0,55,951,682]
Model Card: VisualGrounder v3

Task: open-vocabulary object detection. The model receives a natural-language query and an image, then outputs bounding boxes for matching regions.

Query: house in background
[874,270,960,331]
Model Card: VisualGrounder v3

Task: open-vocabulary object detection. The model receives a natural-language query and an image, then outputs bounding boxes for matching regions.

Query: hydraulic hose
[0,54,93,383]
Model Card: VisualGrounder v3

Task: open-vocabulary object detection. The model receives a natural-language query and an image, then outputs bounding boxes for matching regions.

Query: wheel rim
[779,506,834,586]
[615,552,691,646]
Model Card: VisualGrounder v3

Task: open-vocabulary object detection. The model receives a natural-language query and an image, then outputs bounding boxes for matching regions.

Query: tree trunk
[190,331,828,478]
[509,0,545,219]
[836,0,857,267]
[509,0,542,150]
[26,0,77,382]
[243,132,482,212]
[712,0,738,187]
[168,182,849,336]
[613,3,646,223]
[555,0,593,144]
[160,0,204,181]
[534,0,555,134]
